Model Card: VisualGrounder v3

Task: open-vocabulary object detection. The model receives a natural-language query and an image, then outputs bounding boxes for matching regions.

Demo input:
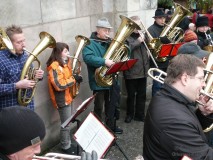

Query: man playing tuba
[0,25,44,110]
[82,17,123,134]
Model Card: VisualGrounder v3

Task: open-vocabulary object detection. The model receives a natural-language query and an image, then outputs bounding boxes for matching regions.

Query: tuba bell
[18,32,56,106]
[95,15,140,87]
[149,3,191,62]
[69,35,90,98]
[0,27,15,53]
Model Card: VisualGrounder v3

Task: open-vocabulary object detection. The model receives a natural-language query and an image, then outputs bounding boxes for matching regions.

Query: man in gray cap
[0,106,46,160]
[82,17,123,134]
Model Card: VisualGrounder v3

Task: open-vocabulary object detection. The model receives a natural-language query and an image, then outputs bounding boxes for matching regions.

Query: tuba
[149,3,191,62]
[69,35,90,98]
[95,15,140,87]
[18,32,56,106]
[0,27,15,53]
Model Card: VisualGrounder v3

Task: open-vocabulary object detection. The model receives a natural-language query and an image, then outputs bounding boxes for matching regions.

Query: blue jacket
[82,32,110,91]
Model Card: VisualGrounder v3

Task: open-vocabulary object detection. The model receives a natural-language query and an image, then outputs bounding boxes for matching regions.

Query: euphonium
[0,27,15,53]
[149,3,191,62]
[69,35,90,98]
[18,32,56,106]
[95,15,140,87]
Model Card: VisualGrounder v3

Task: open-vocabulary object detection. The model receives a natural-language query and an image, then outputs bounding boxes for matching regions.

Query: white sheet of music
[74,112,115,159]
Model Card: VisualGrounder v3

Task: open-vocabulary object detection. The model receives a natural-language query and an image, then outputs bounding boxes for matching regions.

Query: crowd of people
[0,3,213,160]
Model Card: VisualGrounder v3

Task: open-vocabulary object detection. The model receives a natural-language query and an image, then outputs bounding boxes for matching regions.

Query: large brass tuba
[95,15,140,87]
[18,32,56,106]
[69,35,90,98]
[149,3,191,62]
[0,27,15,53]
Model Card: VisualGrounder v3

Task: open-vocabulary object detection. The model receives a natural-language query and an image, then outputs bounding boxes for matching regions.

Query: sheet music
[74,113,115,159]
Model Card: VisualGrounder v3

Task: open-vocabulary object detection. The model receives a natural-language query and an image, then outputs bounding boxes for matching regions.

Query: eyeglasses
[189,76,205,83]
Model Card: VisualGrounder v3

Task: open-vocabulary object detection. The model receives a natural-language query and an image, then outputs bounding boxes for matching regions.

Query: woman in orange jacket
[46,42,82,154]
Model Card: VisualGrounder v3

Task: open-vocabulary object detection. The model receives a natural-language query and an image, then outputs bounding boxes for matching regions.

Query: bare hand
[105,59,115,67]
[35,68,44,79]
[198,95,213,115]
[15,78,36,89]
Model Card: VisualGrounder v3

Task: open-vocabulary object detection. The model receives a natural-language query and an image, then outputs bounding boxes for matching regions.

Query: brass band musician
[0,25,44,110]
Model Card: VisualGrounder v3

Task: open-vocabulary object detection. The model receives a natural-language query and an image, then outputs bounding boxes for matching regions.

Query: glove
[81,150,98,160]
[73,74,83,83]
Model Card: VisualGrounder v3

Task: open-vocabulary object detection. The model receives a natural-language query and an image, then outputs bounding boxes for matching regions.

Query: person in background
[82,17,123,134]
[143,54,213,159]
[165,10,173,23]
[147,9,168,96]
[192,8,200,24]
[46,42,82,154]
[177,30,209,61]
[0,25,44,110]
[124,16,149,123]
[0,106,46,160]
[205,8,213,32]
[195,16,213,51]
[188,23,196,31]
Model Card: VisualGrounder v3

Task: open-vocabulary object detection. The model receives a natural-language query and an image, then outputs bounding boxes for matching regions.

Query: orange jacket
[47,60,75,108]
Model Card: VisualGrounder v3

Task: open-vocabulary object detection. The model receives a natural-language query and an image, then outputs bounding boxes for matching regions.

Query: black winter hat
[153,9,167,18]
[196,16,209,27]
[0,107,46,155]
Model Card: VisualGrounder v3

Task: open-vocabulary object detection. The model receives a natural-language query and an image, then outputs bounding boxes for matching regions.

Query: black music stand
[158,42,184,58]
[61,94,96,155]
[103,59,138,160]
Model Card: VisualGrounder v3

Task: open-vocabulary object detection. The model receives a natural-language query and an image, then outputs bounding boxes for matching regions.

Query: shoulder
[49,61,60,70]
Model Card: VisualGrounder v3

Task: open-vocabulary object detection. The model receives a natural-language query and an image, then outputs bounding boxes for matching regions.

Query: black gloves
[74,74,83,83]
[81,150,98,160]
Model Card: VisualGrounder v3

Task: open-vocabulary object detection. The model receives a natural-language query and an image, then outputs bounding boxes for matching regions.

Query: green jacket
[82,32,110,91]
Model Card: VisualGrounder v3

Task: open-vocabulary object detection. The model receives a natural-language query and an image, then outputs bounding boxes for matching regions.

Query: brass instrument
[138,22,158,68]
[0,27,15,53]
[149,3,191,62]
[18,32,56,106]
[69,35,90,98]
[148,53,213,132]
[95,15,140,87]
[33,152,106,160]
[203,30,213,52]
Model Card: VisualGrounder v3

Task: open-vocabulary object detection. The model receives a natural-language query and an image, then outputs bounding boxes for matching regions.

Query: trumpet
[203,30,213,52]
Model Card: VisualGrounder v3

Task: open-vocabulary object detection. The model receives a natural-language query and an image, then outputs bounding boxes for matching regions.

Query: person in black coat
[143,54,213,160]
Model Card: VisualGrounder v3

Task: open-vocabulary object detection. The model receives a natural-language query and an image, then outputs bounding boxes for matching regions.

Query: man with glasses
[143,54,213,159]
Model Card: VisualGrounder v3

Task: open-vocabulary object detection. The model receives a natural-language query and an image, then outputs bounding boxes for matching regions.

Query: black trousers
[93,82,120,130]
[125,78,147,118]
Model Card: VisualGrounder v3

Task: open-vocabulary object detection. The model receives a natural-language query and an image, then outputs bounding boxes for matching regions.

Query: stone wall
[0,0,157,151]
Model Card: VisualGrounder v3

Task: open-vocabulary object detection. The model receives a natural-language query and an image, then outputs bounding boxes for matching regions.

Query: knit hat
[196,16,209,27]
[152,9,167,18]
[96,17,112,29]
[184,30,198,42]
[0,107,46,155]
[177,42,209,59]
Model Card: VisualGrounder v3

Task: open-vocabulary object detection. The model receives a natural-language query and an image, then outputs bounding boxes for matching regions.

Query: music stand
[103,59,138,160]
[158,42,184,58]
[61,94,96,154]
[106,59,138,75]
